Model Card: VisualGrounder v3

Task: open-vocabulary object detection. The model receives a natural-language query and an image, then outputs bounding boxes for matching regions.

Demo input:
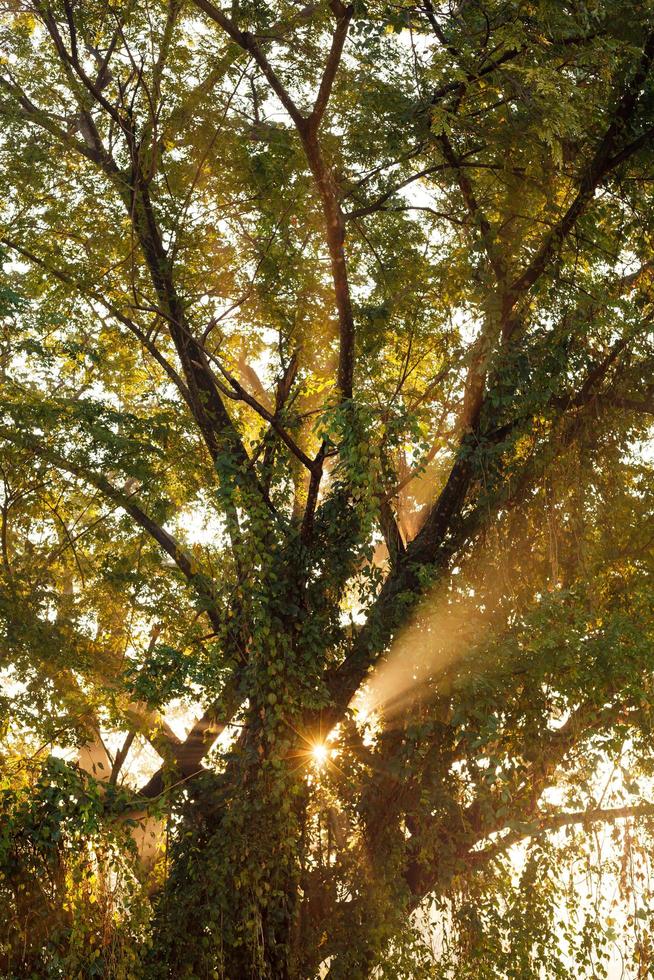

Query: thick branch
[137,672,243,797]
[27,11,270,526]
[473,802,654,868]
[191,0,306,127]
[306,2,353,134]
[214,360,317,472]
[437,132,506,286]
[192,0,356,399]
[508,29,654,309]
[0,426,222,631]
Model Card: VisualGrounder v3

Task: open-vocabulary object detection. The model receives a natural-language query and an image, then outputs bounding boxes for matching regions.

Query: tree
[1,0,654,975]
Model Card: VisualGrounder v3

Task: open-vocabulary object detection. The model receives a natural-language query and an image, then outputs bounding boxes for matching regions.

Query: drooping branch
[344,161,457,220]
[401,694,632,905]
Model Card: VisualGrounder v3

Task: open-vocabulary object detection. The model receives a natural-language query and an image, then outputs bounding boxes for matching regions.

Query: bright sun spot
[311,743,329,767]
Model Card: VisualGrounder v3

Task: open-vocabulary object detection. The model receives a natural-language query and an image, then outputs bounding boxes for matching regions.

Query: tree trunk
[152,707,306,978]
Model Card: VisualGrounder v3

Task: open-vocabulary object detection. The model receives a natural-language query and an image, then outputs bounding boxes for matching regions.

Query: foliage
[1,0,654,976]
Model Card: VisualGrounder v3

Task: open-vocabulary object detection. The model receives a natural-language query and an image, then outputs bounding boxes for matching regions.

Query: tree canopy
[1,0,654,976]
